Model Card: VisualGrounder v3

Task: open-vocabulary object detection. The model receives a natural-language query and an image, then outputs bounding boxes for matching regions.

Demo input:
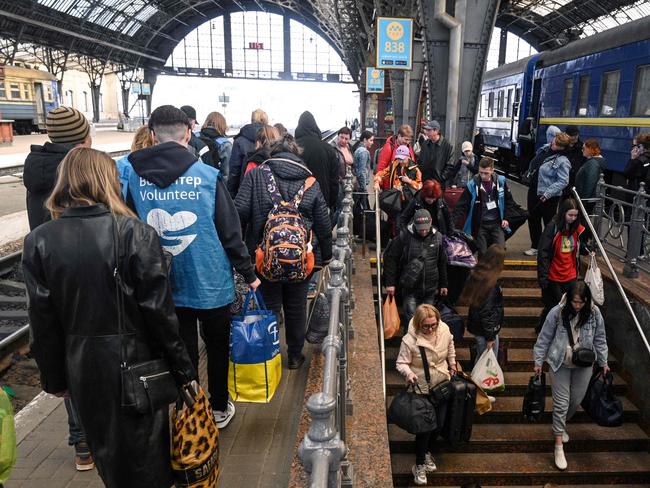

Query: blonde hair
[251,108,268,124]
[130,126,154,152]
[46,147,135,219]
[202,111,228,136]
[554,132,571,149]
[256,125,280,148]
[413,304,441,333]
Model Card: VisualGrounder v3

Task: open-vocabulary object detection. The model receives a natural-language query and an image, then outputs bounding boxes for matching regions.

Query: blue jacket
[127,142,255,309]
[115,154,133,200]
[533,298,608,372]
[459,174,511,236]
[537,153,570,199]
[353,146,371,189]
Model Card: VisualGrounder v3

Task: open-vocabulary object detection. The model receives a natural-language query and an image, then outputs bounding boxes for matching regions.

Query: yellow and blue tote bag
[228,291,281,403]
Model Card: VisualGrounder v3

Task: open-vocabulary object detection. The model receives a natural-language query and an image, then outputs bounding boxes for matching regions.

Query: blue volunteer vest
[115,154,132,200]
[128,162,235,309]
[463,175,510,236]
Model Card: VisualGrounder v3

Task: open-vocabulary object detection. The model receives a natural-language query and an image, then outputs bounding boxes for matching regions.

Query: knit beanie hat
[46,106,91,145]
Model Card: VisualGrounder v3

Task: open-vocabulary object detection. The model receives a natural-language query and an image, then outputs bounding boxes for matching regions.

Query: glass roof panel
[578,0,650,37]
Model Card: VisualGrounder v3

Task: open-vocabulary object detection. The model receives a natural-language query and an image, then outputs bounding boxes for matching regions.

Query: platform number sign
[376,17,413,70]
[366,68,385,93]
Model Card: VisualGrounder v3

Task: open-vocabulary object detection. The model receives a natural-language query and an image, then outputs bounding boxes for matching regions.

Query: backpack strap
[293,176,316,206]
[260,164,282,206]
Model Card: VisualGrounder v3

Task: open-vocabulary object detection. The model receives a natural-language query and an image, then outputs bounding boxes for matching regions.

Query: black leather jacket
[23,204,195,488]
[467,285,504,341]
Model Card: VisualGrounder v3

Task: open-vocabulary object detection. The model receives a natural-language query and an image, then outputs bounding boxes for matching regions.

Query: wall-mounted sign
[366,68,385,93]
[248,42,264,49]
[376,17,413,70]
[130,82,151,95]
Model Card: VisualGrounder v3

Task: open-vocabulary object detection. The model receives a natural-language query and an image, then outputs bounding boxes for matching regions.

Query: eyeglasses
[421,322,438,331]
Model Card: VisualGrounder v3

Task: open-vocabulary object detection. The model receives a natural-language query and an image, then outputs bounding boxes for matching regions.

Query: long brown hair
[459,244,505,308]
[46,147,136,219]
[202,111,228,135]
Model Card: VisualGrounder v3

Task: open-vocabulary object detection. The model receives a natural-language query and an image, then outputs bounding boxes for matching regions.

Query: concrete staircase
[373,259,650,486]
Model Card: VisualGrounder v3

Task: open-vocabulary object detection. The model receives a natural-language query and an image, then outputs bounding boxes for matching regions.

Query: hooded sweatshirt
[227,122,264,198]
[127,141,255,309]
[295,111,340,209]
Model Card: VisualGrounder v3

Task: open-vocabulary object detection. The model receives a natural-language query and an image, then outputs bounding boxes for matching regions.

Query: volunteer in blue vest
[126,105,260,429]
[452,158,517,255]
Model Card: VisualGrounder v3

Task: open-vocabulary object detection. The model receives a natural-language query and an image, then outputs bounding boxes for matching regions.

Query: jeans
[414,399,448,465]
[403,291,437,324]
[475,220,505,255]
[259,277,311,358]
[176,306,231,412]
[538,279,576,332]
[64,396,86,446]
[550,365,592,435]
[474,334,499,360]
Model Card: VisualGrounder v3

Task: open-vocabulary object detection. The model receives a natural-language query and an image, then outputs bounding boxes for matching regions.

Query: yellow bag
[228,354,282,403]
[0,386,16,484]
[456,365,492,415]
[382,295,400,339]
[171,383,219,488]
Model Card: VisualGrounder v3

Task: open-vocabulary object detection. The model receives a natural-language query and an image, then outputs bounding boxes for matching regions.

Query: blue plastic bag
[228,291,281,403]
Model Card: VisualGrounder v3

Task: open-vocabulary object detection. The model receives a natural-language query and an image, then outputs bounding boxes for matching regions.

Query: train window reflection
[576,75,589,116]
[631,65,650,116]
[599,70,620,116]
[488,92,494,117]
[562,78,573,116]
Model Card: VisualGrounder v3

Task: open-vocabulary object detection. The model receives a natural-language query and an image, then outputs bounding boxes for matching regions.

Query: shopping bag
[171,383,219,487]
[471,349,505,393]
[442,235,477,268]
[0,386,16,484]
[378,188,402,215]
[387,384,437,434]
[584,255,605,305]
[581,369,623,427]
[382,295,400,339]
[228,291,282,403]
[455,366,492,416]
[522,373,546,422]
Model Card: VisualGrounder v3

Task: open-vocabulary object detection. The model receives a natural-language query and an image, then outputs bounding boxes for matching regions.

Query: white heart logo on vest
[146,208,198,256]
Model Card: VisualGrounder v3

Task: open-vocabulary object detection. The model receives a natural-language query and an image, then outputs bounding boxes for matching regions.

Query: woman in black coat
[23,148,196,488]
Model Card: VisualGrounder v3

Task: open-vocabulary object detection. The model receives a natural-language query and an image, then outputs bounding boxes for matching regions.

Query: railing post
[625,182,645,278]
[593,173,606,241]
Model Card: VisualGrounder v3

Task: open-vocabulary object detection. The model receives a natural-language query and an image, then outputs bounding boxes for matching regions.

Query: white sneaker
[214,400,236,429]
[412,464,427,485]
[524,248,538,256]
[424,452,437,473]
[554,444,567,470]
[488,395,496,403]
[562,431,569,443]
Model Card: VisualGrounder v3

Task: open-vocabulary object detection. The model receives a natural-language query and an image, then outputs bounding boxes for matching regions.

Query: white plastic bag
[584,255,604,305]
[471,348,505,393]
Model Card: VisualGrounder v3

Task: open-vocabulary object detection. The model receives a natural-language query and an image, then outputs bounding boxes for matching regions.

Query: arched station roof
[0,0,647,81]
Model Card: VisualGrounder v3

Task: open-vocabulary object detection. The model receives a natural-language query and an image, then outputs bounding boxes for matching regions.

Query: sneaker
[214,400,236,429]
[412,464,427,485]
[288,353,306,370]
[488,395,496,403]
[554,444,567,470]
[523,248,538,256]
[562,431,569,443]
[424,452,437,473]
[74,441,95,471]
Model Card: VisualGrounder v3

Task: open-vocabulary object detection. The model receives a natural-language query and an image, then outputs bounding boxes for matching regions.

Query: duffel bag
[387,384,437,434]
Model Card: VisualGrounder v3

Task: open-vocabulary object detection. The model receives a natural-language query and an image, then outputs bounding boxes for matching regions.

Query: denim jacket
[533,297,608,372]
[537,153,570,199]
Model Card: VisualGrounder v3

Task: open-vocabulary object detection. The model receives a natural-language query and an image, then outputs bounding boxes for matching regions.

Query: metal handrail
[374,188,387,401]
[572,187,650,358]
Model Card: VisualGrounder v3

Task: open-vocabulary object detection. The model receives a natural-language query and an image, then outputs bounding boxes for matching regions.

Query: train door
[33,83,46,130]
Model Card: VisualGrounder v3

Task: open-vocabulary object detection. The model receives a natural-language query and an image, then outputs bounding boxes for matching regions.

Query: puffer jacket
[234,152,333,266]
[467,285,504,341]
[396,318,456,392]
[399,191,453,234]
[534,295,608,372]
[227,122,264,198]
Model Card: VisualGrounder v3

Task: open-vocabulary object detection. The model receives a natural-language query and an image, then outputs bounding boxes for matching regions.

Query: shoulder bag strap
[112,216,127,369]
[561,311,576,349]
[294,176,316,206]
[418,346,432,385]
[260,164,282,206]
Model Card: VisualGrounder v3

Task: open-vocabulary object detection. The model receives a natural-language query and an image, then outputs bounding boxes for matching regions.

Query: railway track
[0,250,28,367]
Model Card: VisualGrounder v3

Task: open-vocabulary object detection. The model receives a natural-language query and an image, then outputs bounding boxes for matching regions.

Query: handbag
[387,383,437,434]
[419,346,452,405]
[584,255,605,305]
[306,269,331,344]
[112,217,179,415]
[580,369,623,427]
[522,372,546,422]
[379,187,402,215]
[562,314,596,367]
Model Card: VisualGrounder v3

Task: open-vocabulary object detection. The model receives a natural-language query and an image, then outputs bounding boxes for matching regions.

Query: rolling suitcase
[443,375,476,445]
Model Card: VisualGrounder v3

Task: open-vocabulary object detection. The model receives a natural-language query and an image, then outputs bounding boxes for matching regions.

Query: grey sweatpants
[550,365,592,435]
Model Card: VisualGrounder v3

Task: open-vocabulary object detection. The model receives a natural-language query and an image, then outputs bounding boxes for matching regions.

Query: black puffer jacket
[295,111,340,209]
[227,122,264,198]
[399,192,453,234]
[467,285,504,341]
[623,151,650,191]
[383,226,448,294]
[23,142,73,230]
[234,152,333,266]
[23,205,196,488]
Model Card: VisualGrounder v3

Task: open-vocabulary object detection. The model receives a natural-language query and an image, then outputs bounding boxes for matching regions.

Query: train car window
[631,65,650,116]
[497,90,505,117]
[576,76,589,116]
[488,92,494,117]
[562,78,574,116]
[9,82,21,99]
[482,94,489,117]
[599,70,620,116]
[506,88,513,117]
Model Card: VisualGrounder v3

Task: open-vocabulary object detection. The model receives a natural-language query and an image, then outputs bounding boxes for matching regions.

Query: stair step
[502,288,543,307]
[503,259,537,271]
[455,306,542,327]
[391,451,650,486]
[388,423,650,453]
[501,269,539,287]
[386,327,539,348]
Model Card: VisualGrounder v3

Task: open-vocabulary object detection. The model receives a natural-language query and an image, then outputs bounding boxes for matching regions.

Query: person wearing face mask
[395,304,456,485]
[399,179,452,234]
[536,198,592,333]
[447,141,478,188]
[533,280,609,471]
[383,209,449,322]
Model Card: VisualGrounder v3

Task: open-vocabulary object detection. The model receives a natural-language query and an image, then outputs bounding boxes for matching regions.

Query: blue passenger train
[0,65,59,134]
[476,15,650,179]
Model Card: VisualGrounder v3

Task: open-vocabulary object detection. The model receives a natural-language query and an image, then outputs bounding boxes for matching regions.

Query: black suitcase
[443,375,477,444]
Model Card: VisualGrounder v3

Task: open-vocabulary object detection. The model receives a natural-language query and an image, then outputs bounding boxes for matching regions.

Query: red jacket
[376,136,416,189]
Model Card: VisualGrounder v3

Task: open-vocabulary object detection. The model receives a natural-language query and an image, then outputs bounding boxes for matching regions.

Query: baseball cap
[180,105,197,121]
[462,141,473,153]
[423,120,441,131]
[413,209,432,231]
[395,145,410,160]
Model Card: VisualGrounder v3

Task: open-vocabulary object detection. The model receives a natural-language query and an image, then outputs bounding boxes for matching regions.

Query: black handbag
[581,369,623,427]
[112,218,180,415]
[562,315,596,367]
[387,383,437,434]
[522,372,546,422]
[379,187,402,215]
[419,346,452,405]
